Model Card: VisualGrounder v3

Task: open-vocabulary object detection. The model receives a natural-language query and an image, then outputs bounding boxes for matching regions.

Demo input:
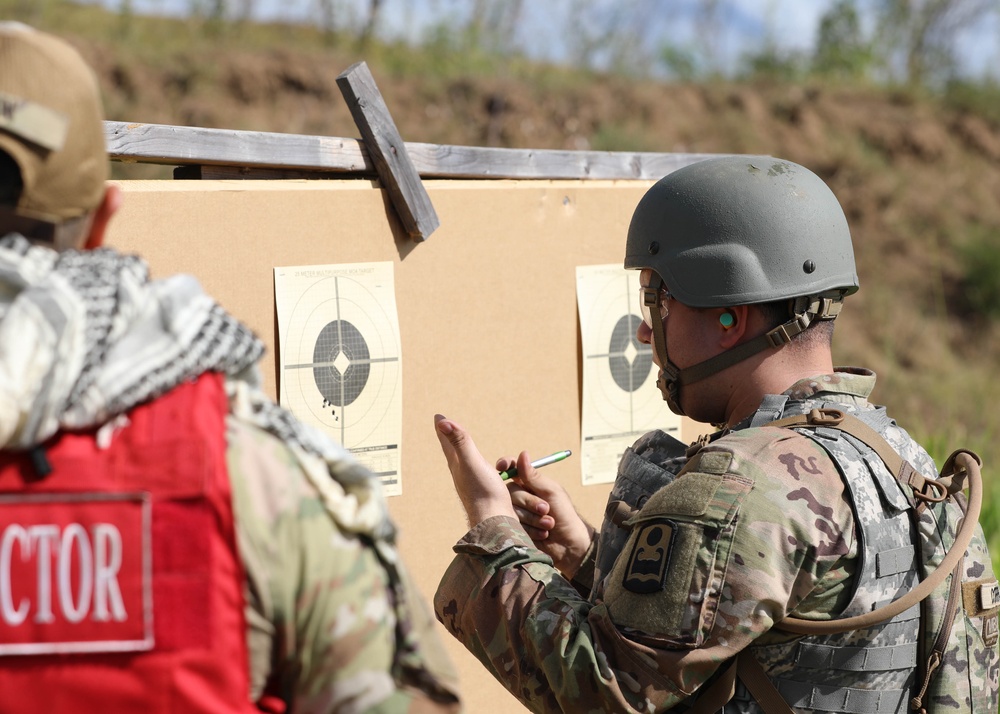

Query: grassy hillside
[13,1,1000,550]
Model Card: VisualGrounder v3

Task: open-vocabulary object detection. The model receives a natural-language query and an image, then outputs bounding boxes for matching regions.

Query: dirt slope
[58,30,1000,444]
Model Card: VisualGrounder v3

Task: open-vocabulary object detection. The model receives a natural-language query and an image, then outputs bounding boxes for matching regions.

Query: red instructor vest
[0,374,259,714]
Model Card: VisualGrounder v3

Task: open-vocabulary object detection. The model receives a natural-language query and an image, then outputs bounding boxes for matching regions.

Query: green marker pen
[499,450,572,481]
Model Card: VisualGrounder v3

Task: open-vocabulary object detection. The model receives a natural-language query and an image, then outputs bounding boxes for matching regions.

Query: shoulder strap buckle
[806,408,845,427]
[685,432,713,459]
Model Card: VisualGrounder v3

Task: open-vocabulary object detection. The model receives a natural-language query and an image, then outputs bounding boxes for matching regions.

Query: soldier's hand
[499,451,593,579]
[435,415,517,528]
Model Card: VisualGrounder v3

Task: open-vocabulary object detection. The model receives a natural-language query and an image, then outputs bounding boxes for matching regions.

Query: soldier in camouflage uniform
[432,155,998,713]
[0,24,459,713]
[227,396,461,712]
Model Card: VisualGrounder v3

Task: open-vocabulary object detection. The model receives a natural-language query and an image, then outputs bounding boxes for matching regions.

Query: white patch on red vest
[0,493,152,655]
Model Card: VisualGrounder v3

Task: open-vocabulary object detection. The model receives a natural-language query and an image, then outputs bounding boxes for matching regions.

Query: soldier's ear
[717,305,749,348]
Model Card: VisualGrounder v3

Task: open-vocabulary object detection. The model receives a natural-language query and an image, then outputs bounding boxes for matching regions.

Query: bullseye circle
[608,314,651,393]
[312,319,370,407]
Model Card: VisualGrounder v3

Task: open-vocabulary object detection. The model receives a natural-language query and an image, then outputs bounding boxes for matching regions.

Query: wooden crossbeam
[105,121,720,181]
[105,122,370,173]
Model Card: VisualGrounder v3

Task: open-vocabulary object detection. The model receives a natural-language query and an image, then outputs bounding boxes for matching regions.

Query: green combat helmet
[624,155,859,415]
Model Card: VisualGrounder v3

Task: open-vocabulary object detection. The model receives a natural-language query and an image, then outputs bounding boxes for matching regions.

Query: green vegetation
[961,227,1000,319]
[944,79,1000,126]
[812,0,875,81]
[917,426,1000,576]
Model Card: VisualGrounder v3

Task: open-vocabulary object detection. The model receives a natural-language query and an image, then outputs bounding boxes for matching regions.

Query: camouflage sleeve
[568,528,598,597]
[434,427,856,713]
[226,417,460,713]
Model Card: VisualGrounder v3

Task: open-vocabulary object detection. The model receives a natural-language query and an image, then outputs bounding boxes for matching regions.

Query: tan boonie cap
[0,22,108,235]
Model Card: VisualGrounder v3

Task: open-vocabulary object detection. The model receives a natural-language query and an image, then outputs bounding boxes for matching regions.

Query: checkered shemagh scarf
[0,234,395,541]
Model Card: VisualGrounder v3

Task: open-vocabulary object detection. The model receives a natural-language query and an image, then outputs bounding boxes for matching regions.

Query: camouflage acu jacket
[227,415,461,713]
[433,369,998,713]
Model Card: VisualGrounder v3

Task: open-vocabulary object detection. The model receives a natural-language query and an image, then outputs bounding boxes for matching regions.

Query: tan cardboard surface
[106,178,708,713]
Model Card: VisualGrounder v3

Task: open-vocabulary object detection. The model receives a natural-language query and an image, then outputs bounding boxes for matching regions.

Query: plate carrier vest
[0,373,261,714]
[597,394,998,714]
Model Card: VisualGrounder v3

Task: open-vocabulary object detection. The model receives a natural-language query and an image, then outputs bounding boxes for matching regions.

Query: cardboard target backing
[105,178,706,714]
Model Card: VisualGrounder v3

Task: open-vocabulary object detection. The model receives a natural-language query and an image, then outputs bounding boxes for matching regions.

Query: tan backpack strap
[686,658,737,714]
[737,651,796,714]
[910,554,965,713]
[686,650,815,714]
[769,410,948,507]
[767,410,983,636]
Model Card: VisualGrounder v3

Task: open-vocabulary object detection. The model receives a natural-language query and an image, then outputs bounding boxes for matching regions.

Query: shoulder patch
[964,578,1000,617]
[984,613,999,648]
[622,519,675,594]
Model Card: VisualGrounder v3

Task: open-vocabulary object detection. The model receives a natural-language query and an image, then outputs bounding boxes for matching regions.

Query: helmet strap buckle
[793,292,847,322]
[766,314,811,347]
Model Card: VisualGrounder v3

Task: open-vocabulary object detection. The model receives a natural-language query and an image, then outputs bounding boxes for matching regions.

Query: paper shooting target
[577,263,680,486]
[581,269,664,434]
[280,273,400,448]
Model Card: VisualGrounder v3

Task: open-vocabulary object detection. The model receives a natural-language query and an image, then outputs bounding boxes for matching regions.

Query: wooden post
[336,61,440,241]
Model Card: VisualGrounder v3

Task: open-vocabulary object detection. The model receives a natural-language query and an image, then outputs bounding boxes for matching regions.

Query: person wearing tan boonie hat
[0,23,462,714]
[0,21,119,249]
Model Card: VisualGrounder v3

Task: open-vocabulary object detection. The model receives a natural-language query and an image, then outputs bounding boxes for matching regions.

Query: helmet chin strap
[644,277,684,415]
[647,288,847,416]
[649,316,683,415]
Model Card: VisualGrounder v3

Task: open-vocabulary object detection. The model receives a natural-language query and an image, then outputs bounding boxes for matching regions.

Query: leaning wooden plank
[336,61,439,241]
[106,121,373,173]
[104,121,721,180]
